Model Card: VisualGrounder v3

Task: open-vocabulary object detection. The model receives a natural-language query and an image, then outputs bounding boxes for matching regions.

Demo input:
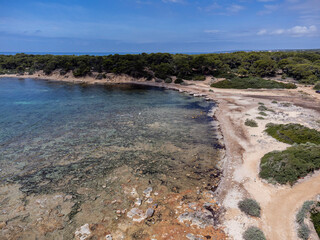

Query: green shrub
[259,144,320,185]
[238,198,261,217]
[174,78,184,84]
[314,82,320,90]
[256,117,265,120]
[259,112,267,116]
[211,77,297,89]
[296,201,314,225]
[265,123,320,145]
[245,119,258,127]
[192,75,206,81]
[298,224,310,240]
[164,77,172,83]
[311,208,320,237]
[243,227,266,240]
[272,100,278,104]
[258,105,268,111]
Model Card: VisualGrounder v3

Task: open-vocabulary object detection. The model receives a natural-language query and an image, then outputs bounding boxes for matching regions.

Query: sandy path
[1,73,320,239]
[214,93,320,240]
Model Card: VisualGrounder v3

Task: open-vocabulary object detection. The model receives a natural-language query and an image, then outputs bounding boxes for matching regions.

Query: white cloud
[204,29,221,34]
[288,25,317,36]
[227,4,245,13]
[258,4,279,15]
[257,29,267,35]
[257,25,317,37]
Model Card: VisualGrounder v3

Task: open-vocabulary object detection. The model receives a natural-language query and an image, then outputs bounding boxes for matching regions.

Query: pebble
[135,198,142,206]
[146,198,153,204]
[146,208,155,218]
[0,222,6,229]
[143,187,153,198]
[105,235,112,240]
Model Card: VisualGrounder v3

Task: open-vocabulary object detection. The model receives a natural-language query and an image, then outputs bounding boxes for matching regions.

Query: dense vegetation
[311,205,320,238]
[1,50,320,84]
[259,143,320,185]
[243,226,266,240]
[238,198,261,217]
[296,201,315,240]
[211,77,297,89]
[245,119,258,127]
[265,123,320,145]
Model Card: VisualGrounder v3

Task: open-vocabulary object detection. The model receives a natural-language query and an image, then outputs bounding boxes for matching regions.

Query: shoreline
[1,73,320,239]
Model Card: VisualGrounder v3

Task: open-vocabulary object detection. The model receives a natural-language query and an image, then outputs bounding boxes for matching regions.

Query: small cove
[0,78,223,239]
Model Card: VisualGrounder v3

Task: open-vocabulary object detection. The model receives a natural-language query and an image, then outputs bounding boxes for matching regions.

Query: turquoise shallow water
[0,77,221,239]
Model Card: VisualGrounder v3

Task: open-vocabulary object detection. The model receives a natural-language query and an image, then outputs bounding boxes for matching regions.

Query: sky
[0,0,319,53]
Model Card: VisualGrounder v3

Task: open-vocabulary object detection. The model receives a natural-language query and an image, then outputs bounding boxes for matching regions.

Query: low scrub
[211,77,297,89]
[245,119,258,127]
[259,144,320,185]
[243,226,266,240]
[265,123,320,145]
[296,201,314,240]
[311,206,320,237]
[314,82,320,90]
[174,78,184,84]
[238,198,261,217]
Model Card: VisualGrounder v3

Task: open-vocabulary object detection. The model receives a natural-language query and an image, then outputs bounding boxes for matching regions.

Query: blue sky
[0,0,319,52]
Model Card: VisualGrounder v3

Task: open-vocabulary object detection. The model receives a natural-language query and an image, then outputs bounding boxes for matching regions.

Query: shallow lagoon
[0,78,223,239]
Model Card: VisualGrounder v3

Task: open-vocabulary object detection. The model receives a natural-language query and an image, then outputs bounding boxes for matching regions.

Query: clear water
[0,78,222,239]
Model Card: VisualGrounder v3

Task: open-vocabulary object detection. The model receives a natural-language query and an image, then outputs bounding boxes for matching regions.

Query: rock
[75,223,91,240]
[64,195,73,201]
[146,198,153,204]
[0,222,6,229]
[105,234,112,240]
[131,188,138,197]
[127,208,146,222]
[186,233,204,240]
[143,187,153,198]
[135,198,142,206]
[178,208,216,228]
[146,208,154,218]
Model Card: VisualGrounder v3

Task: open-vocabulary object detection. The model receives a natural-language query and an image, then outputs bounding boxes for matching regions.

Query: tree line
[1,51,320,84]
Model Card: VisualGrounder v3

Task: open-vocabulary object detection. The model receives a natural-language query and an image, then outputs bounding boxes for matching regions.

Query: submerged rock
[143,187,153,198]
[75,223,91,240]
[146,208,155,218]
[127,208,146,222]
[186,233,204,240]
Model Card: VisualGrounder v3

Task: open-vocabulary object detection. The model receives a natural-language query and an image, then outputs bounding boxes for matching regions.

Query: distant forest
[1,51,320,85]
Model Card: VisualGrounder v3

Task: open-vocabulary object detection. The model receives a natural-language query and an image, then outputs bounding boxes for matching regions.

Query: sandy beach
[1,71,320,240]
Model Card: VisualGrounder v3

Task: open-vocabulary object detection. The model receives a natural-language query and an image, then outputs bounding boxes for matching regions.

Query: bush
[265,123,320,144]
[243,226,266,240]
[174,78,184,84]
[296,201,314,225]
[258,105,268,111]
[164,77,172,83]
[211,77,297,89]
[259,144,320,185]
[298,224,310,240]
[256,116,265,120]
[192,75,206,81]
[259,112,267,116]
[311,208,320,237]
[245,119,258,127]
[238,198,261,217]
[314,81,320,90]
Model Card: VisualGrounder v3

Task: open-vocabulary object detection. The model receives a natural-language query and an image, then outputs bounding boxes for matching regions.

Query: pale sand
[1,71,320,240]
